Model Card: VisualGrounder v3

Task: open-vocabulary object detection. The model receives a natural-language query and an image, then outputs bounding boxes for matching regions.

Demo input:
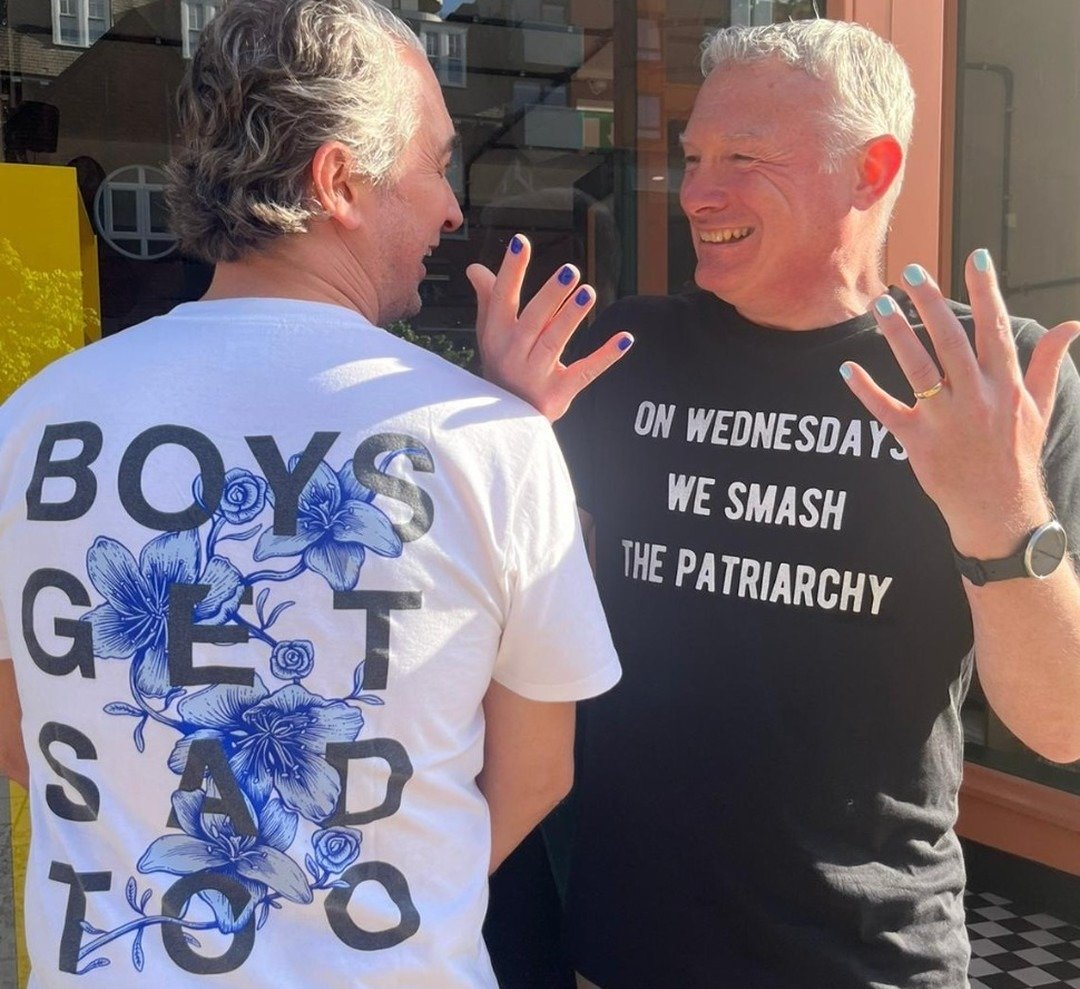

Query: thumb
[466,263,496,337]
[1026,321,1080,423]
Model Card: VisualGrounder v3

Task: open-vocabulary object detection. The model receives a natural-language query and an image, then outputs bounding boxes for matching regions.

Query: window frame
[52,0,111,48]
[419,23,468,89]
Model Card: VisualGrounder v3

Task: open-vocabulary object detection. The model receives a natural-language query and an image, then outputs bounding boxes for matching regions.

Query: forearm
[477,761,571,875]
[476,682,575,873]
[969,564,1080,763]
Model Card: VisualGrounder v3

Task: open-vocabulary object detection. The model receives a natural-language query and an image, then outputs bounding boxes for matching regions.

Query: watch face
[1026,521,1069,578]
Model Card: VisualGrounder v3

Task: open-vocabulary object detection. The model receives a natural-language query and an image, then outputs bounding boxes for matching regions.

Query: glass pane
[58,13,81,45]
[953,0,1080,795]
[109,188,138,232]
[148,190,169,233]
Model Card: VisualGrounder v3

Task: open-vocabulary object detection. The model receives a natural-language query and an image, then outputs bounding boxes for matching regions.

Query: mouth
[698,226,754,245]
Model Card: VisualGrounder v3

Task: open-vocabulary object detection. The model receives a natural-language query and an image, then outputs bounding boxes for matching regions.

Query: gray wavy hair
[701,19,915,174]
[167,0,424,264]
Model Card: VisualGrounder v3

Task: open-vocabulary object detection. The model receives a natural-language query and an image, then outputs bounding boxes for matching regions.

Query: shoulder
[594,290,722,334]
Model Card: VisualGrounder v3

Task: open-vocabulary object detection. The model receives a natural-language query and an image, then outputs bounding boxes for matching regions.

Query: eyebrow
[442,133,461,158]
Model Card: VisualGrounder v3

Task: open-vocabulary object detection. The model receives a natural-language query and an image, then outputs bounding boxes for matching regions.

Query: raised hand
[466,233,633,422]
[840,249,1080,560]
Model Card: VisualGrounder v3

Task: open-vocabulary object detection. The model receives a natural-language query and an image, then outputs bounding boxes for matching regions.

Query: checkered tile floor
[966,891,1080,988]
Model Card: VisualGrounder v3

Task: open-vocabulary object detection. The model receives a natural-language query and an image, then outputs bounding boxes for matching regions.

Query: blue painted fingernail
[558,265,575,285]
[902,263,925,286]
[874,295,897,317]
[839,363,853,380]
[509,235,523,255]
[618,335,633,352]
[575,288,591,306]
[973,249,991,272]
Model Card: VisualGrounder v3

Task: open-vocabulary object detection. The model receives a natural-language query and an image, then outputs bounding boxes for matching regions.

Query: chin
[379,292,423,327]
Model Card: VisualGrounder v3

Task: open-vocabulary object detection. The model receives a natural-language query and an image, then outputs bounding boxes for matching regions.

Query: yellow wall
[0,163,100,401]
[0,163,101,987]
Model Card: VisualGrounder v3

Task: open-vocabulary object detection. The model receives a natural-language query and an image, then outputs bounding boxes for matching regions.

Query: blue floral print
[269,639,315,681]
[76,456,403,973]
[83,529,244,697]
[253,460,402,593]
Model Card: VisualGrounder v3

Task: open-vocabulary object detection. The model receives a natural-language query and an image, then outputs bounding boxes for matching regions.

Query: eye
[683,154,700,166]
[732,153,756,163]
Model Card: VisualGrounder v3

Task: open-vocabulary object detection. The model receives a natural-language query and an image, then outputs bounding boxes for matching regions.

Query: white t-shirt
[0,298,620,988]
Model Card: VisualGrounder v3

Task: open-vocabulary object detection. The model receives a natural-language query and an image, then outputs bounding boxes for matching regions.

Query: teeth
[700,227,752,243]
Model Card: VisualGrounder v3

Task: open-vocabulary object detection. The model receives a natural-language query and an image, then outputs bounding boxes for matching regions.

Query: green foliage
[0,238,97,400]
[385,319,476,371]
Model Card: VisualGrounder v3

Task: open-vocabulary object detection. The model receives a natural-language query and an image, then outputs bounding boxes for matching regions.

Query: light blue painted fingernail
[902,263,926,287]
[874,295,897,317]
[973,249,991,272]
[839,363,853,380]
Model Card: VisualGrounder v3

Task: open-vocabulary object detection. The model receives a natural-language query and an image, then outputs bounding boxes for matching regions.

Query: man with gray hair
[473,18,1080,989]
[0,0,623,985]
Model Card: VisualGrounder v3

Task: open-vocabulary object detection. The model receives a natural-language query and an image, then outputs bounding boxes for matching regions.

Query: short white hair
[701,19,914,172]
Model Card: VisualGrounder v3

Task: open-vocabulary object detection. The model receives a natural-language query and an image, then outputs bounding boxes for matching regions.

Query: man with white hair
[472,18,1080,989]
[0,0,623,985]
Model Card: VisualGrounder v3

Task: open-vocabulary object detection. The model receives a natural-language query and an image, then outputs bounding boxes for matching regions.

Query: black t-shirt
[556,289,1080,989]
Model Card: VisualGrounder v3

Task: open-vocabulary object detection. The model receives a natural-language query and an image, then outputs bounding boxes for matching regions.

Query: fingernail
[575,288,591,306]
[618,335,634,352]
[902,263,926,287]
[558,265,575,286]
[839,363,853,381]
[874,295,897,317]
[973,249,991,273]
[509,235,523,255]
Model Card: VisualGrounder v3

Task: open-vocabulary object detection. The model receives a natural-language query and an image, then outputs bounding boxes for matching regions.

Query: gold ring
[914,378,946,400]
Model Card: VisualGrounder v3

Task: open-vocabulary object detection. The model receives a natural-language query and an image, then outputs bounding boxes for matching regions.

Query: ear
[310,140,373,231]
[852,135,904,210]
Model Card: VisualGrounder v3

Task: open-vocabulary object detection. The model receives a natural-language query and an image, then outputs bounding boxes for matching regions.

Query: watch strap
[953,519,1067,586]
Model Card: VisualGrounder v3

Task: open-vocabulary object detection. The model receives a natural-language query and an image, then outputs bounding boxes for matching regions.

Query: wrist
[948,493,1053,560]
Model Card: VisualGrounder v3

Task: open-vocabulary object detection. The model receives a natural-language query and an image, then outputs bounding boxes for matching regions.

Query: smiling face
[680,59,865,326]
[365,50,463,324]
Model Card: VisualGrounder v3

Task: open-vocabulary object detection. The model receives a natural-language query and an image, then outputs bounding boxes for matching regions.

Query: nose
[444,188,464,234]
[680,164,733,219]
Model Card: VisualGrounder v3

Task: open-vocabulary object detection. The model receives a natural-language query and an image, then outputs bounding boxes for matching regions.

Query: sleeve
[1028,327,1080,558]
[0,600,10,660]
[491,421,620,702]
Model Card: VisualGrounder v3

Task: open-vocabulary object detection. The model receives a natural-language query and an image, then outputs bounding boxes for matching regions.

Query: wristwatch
[953,520,1069,586]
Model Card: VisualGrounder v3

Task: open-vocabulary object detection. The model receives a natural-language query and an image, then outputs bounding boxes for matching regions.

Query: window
[52,0,110,47]
[419,24,467,88]
[94,165,178,261]
[182,0,223,59]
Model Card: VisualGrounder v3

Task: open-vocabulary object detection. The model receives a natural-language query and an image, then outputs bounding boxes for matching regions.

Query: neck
[727,228,890,331]
[202,231,381,324]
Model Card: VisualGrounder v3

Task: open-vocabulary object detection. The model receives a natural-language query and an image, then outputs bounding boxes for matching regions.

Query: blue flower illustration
[194,468,268,525]
[253,460,402,592]
[138,788,312,933]
[269,640,314,681]
[169,677,363,822]
[311,827,361,875]
[82,530,245,697]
